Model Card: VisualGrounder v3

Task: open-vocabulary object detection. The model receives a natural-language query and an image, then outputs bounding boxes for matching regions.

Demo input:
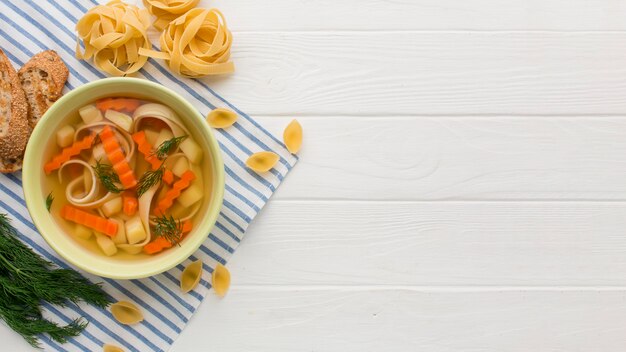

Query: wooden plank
[205,0,626,30]
[203,32,626,116]
[257,116,626,200]
[229,201,626,286]
[173,288,626,351]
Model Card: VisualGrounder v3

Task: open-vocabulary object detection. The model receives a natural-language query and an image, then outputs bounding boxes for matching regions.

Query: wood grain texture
[203,0,626,30]
[173,289,626,352]
[227,200,626,286]
[203,32,626,116]
[255,116,626,200]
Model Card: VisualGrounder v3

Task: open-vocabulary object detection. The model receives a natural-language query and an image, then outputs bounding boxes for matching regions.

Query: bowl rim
[22,77,225,279]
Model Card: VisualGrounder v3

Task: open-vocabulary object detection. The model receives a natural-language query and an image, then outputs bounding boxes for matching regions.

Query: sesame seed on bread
[0,48,29,173]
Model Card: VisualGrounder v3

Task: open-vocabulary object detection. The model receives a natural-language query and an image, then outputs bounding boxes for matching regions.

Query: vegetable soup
[44,97,210,258]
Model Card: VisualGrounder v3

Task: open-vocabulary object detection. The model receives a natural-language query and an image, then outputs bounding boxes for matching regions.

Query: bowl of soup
[22,77,224,279]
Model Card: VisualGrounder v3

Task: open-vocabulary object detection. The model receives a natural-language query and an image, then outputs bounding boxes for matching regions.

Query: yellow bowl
[22,77,224,279]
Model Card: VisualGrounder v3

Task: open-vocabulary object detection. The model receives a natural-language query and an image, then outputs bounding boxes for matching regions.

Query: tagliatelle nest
[139,8,235,78]
[75,0,151,76]
[142,0,200,31]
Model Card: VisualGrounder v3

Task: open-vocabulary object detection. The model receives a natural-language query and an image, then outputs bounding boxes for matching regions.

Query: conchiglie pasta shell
[180,260,203,293]
[245,151,279,173]
[110,301,144,325]
[206,108,237,129]
[212,263,231,297]
[283,119,303,154]
[103,344,125,352]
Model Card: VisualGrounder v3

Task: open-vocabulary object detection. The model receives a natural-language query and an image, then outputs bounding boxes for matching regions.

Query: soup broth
[44,97,211,259]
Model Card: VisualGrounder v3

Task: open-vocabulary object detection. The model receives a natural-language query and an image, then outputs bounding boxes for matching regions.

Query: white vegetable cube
[180,138,202,164]
[92,144,108,163]
[56,125,75,148]
[110,218,127,245]
[125,216,147,245]
[73,224,92,240]
[171,157,189,178]
[78,104,103,124]
[102,197,122,217]
[144,128,159,146]
[105,110,133,132]
[95,233,118,256]
[177,182,203,208]
[154,128,174,148]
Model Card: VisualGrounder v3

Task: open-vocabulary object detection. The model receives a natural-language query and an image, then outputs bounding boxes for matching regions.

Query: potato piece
[56,125,75,148]
[96,233,118,256]
[105,110,133,132]
[171,157,189,178]
[125,216,147,245]
[73,224,92,240]
[102,197,122,217]
[177,182,202,208]
[180,138,202,164]
[78,104,103,124]
[144,128,159,146]
[110,218,127,245]
[154,128,173,147]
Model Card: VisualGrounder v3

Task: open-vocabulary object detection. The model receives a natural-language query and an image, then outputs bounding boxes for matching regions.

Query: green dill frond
[136,165,164,197]
[153,135,187,160]
[93,159,124,193]
[152,215,183,246]
[45,192,54,212]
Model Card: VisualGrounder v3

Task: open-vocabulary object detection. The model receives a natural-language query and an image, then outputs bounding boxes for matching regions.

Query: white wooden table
[7,0,626,350]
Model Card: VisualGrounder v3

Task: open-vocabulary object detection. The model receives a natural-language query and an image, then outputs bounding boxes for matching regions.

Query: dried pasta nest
[180,259,203,293]
[246,151,279,173]
[110,301,144,325]
[75,0,152,76]
[283,119,303,154]
[212,263,230,297]
[142,0,200,31]
[139,8,234,77]
[206,107,237,129]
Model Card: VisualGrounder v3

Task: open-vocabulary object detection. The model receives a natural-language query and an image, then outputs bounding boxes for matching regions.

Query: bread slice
[18,50,68,129]
[0,49,29,173]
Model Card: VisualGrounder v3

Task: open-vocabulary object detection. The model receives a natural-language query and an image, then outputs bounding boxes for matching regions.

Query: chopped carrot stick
[96,98,140,113]
[61,205,118,236]
[44,133,96,174]
[182,220,192,234]
[143,236,173,254]
[154,170,195,215]
[100,126,137,189]
[132,131,175,185]
[123,192,138,216]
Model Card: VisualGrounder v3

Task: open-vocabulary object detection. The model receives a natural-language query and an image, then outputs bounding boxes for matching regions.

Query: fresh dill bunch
[0,214,110,346]
[152,214,183,246]
[136,164,164,197]
[153,135,187,160]
[93,159,124,193]
[45,192,54,212]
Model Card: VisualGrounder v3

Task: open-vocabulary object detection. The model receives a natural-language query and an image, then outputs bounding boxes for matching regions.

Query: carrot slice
[123,192,138,216]
[143,236,173,254]
[96,98,140,113]
[100,126,137,188]
[132,131,176,185]
[61,205,118,236]
[44,133,96,174]
[154,170,195,216]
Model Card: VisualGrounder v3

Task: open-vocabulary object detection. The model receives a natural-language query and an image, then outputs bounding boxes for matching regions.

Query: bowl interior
[22,77,224,279]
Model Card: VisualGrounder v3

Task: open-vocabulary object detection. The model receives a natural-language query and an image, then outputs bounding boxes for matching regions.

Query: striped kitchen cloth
[0,0,297,350]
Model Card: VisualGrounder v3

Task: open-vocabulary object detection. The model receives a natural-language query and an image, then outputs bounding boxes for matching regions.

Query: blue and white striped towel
[0,0,297,350]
